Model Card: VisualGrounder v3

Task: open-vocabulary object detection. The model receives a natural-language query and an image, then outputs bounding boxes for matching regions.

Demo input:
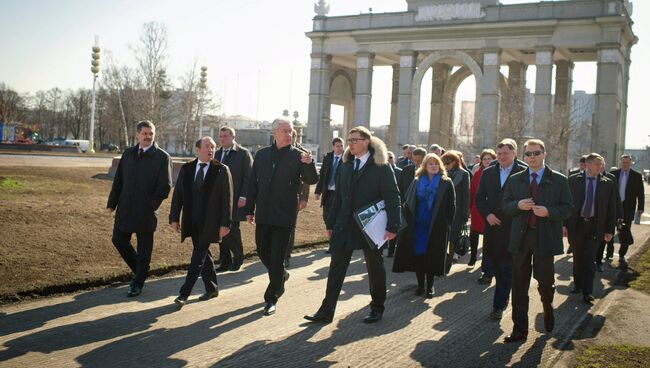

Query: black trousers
[571,219,598,295]
[469,230,480,261]
[511,228,555,333]
[255,224,292,304]
[179,236,218,298]
[285,228,296,261]
[318,248,386,317]
[219,221,244,266]
[111,228,154,289]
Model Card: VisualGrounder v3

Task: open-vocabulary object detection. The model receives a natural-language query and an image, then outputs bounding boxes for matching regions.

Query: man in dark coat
[246,118,318,316]
[564,153,616,303]
[399,147,426,202]
[475,138,526,320]
[304,127,401,324]
[502,139,574,343]
[107,120,172,297]
[315,137,345,225]
[169,137,233,306]
[595,161,624,271]
[609,154,645,267]
[386,150,403,257]
[215,126,253,272]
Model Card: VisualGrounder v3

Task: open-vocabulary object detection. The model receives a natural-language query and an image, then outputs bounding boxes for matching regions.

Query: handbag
[455,223,470,257]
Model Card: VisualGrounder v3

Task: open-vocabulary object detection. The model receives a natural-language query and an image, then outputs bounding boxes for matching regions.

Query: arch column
[593,46,625,165]
[354,52,374,127]
[388,64,399,151]
[551,60,574,172]
[477,49,501,150]
[428,63,452,148]
[533,47,554,140]
[397,50,418,146]
[307,53,331,156]
[500,61,527,141]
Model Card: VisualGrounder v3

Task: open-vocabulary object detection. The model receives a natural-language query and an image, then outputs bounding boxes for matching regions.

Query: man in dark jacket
[399,147,426,201]
[564,153,616,303]
[107,120,172,297]
[502,139,574,343]
[315,137,345,224]
[386,150,402,257]
[246,118,318,316]
[215,126,253,272]
[304,126,401,324]
[475,138,526,320]
[609,154,645,267]
[169,137,233,306]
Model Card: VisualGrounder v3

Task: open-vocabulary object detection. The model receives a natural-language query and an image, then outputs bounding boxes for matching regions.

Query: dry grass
[0,166,326,300]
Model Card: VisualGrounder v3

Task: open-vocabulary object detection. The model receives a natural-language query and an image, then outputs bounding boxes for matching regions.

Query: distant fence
[0,143,81,153]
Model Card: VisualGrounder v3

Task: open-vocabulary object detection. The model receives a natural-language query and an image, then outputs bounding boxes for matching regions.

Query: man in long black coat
[169,137,233,306]
[315,137,345,224]
[609,154,645,266]
[246,118,318,316]
[107,121,172,297]
[304,127,401,324]
[475,138,526,320]
[215,126,253,272]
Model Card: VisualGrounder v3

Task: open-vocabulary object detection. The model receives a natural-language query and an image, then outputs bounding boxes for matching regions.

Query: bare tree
[132,21,168,120]
[0,83,25,124]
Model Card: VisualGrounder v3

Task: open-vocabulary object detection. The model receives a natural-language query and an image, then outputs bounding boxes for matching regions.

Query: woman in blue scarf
[393,153,456,298]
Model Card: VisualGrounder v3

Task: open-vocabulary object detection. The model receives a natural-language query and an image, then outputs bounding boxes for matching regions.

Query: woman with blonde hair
[393,153,456,298]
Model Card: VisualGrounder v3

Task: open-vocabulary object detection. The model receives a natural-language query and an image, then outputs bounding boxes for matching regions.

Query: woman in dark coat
[441,150,470,273]
[393,153,456,298]
[468,149,496,266]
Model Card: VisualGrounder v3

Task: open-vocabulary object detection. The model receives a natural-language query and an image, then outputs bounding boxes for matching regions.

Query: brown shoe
[504,331,528,343]
[543,303,555,333]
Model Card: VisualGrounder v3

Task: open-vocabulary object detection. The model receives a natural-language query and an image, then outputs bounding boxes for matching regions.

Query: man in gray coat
[107,120,172,297]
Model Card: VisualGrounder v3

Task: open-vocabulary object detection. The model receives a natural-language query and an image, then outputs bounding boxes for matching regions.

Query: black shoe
[583,294,595,303]
[230,261,242,272]
[304,312,333,324]
[571,287,583,294]
[543,303,554,333]
[489,308,503,321]
[477,275,492,285]
[215,264,231,273]
[284,271,290,282]
[596,264,604,272]
[363,310,383,324]
[415,287,424,296]
[127,286,142,297]
[425,288,434,299]
[325,249,331,254]
[174,296,188,307]
[468,259,476,267]
[566,245,573,254]
[263,302,276,316]
[504,331,528,343]
[198,289,219,301]
[619,258,628,270]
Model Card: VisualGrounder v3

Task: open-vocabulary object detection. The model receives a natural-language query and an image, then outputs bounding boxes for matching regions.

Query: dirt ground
[0,166,326,300]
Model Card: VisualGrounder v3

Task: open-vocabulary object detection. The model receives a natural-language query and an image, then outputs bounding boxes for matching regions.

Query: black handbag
[455,223,470,257]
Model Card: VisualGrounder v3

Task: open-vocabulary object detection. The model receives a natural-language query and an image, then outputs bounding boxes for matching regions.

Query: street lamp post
[88,36,100,154]
[197,66,208,140]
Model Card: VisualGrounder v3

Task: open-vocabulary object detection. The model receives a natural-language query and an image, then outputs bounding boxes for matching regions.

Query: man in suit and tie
[396,144,410,168]
[564,153,616,303]
[169,137,233,306]
[399,147,427,201]
[246,118,318,316]
[609,154,645,268]
[502,139,574,343]
[315,137,345,225]
[475,138,527,320]
[397,145,416,169]
[215,126,253,272]
[107,120,172,298]
[304,126,401,324]
[569,155,587,177]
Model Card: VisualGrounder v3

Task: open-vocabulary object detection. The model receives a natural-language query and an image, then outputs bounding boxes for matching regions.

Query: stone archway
[329,69,355,136]
[410,50,484,146]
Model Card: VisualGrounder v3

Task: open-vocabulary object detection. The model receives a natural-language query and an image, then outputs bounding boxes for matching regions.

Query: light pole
[197,66,208,140]
[88,36,100,154]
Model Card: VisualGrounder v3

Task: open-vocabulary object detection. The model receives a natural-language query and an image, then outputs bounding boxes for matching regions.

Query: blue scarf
[416,173,440,213]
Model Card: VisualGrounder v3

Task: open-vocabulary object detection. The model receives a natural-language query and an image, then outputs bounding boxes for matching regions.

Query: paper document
[355,200,388,249]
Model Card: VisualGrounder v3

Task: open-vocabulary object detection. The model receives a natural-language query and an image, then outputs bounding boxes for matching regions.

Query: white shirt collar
[355,150,371,166]
[139,144,152,152]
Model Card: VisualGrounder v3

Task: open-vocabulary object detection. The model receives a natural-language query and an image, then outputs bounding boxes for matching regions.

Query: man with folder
[304,126,401,324]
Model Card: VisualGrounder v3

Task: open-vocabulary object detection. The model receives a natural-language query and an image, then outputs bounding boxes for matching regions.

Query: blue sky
[1,0,648,148]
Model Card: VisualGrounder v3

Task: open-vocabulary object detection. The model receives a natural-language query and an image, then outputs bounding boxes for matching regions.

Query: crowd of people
[106,119,645,342]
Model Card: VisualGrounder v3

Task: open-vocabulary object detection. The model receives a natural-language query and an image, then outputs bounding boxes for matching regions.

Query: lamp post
[197,66,208,140]
[88,36,100,154]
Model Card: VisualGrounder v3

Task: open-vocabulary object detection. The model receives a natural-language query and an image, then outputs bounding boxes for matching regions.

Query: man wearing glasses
[502,139,574,343]
[304,126,401,324]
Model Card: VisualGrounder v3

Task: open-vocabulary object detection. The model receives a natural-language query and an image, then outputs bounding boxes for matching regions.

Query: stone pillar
[477,49,501,150]
[307,53,331,156]
[500,61,527,141]
[551,60,574,172]
[593,47,625,165]
[388,64,399,151]
[354,52,374,127]
[533,48,554,142]
[428,63,451,148]
[397,51,417,146]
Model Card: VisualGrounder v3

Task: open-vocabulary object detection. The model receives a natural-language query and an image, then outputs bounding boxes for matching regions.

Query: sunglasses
[347,138,367,144]
[524,150,543,157]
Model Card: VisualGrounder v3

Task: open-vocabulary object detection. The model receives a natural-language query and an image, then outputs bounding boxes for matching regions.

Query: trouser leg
[319,248,353,316]
[111,228,137,274]
[362,248,386,313]
[180,238,216,297]
[262,226,292,304]
[225,221,244,263]
[511,230,535,333]
[492,256,512,311]
[131,231,154,289]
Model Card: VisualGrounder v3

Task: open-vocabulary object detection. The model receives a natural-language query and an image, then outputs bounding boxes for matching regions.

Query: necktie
[582,177,595,218]
[329,156,339,187]
[528,172,538,228]
[620,171,627,202]
[195,163,207,186]
[138,147,144,158]
[354,158,361,172]
[221,149,229,163]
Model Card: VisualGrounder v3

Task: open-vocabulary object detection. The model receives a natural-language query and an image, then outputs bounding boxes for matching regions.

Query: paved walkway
[1,221,649,367]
